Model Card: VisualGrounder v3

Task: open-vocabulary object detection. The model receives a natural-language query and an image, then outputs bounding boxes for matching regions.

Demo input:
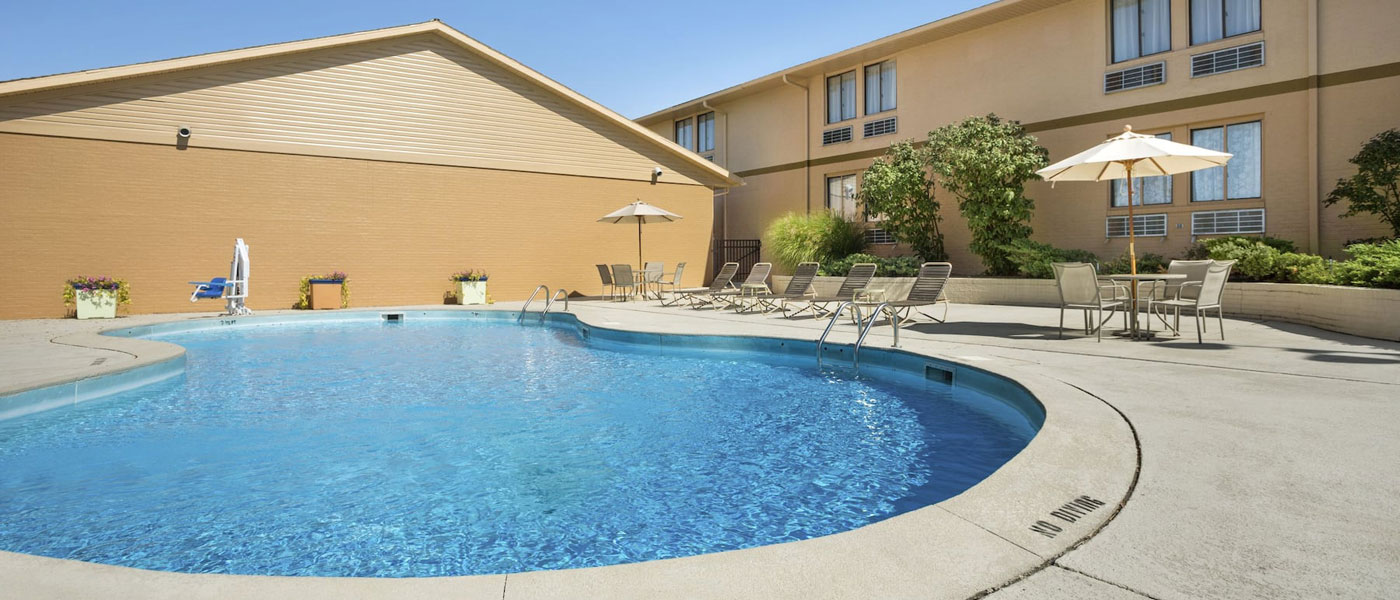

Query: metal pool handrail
[817,301,899,371]
[519,285,550,322]
[544,289,570,315]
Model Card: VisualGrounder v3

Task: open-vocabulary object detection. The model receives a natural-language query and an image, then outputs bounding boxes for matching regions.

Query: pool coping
[0,306,1139,600]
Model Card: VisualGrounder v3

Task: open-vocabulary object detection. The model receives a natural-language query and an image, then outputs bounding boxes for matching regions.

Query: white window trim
[1106,213,1168,237]
[1191,208,1266,235]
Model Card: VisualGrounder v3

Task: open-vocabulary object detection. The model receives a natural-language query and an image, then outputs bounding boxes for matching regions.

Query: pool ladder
[518,285,570,323]
[816,301,899,371]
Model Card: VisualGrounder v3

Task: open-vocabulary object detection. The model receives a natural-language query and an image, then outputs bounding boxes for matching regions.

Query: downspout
[702,99,729,242]
[1306,0,1321,253]
[781,74,811,214]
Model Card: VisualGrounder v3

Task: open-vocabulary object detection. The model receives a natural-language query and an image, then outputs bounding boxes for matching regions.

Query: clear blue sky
[0,0,992,118]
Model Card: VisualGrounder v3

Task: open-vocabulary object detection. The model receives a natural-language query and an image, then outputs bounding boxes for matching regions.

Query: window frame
[1189,0,1262,46]
[863,59,896,115]
[826,70,857,124]
[1190,119,1262,203]
[696,111,715,154]
[1110,131,1175,207]
[673,117,694,151]
[824,173,862,221]
[1110,0,1173,64]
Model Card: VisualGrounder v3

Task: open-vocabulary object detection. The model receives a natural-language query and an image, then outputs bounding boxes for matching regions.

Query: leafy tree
[858,140,946,261]
[1325,129,1400,238]
[926,114,1049,275]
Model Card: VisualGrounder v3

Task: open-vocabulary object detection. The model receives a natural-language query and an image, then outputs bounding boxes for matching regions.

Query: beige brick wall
[0,133,715,319]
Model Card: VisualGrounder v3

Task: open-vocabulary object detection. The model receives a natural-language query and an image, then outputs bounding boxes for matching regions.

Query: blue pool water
[0,318,1037,577]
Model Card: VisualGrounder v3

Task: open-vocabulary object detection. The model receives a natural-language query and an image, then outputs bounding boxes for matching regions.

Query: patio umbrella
[597,200,683,269]
[1036,125,1232,274]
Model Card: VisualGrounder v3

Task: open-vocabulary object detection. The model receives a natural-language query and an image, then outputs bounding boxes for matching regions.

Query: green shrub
[1204,239,1281,281]
[764,211,866,270]
[1333,240,1400,289]
[1101,252,1168,275]
[1185,235,1296,259]
[997,239,1098,279]
[1275,252,1335,285]
[821,253,923,277]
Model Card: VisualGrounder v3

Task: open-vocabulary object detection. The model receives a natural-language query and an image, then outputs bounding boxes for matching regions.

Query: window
[1113,132,1173,206]
[696,112,715,153]
[1112,0,1171,63]
[1192,208,1265,234]
[1192,120,1261,201]
[826,71,856,124]
[864,60,896,114]
[826,174,858,220]
[674,118,693,151]
[1191,0,1260,45]
[1107,213,1168,237]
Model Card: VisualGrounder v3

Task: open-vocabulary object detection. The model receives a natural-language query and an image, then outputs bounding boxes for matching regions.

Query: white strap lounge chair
[691,262,772,309]
[741,262,819,314]
[664,262,738,307]
[781,263,878,319]
[1052,262,1126,342]
[861,262,953,326]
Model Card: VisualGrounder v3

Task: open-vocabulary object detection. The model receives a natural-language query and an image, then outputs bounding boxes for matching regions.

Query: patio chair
[690,262,773,309]
[1150,261,1234,343]
[781,263,878,319]
[741,262,819,314]
[610,264,639,301]
[595,264,614,300]
[861,262,952,326]
[664,262,739,307]
[642,262,664,299]
[654,262,686,300]
[1052,262,1128,342]
[1140,259,1211,332]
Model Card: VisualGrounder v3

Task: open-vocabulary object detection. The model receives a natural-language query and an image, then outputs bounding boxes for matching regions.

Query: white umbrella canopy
[1036,125,1232,274]
[597,200,683,269]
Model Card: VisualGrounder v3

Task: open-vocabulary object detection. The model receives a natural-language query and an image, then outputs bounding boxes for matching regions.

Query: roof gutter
[780,74,811,214]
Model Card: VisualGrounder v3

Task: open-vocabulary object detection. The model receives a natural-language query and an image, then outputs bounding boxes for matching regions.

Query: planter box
[74,289,118,319]
[309,281,344,310]
[457,280,488,305]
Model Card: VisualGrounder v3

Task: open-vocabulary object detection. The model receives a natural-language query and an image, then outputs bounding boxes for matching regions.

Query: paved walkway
[1,302,1397,598]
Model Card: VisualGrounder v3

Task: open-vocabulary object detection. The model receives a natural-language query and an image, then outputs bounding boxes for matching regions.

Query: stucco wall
[0,134,715,319]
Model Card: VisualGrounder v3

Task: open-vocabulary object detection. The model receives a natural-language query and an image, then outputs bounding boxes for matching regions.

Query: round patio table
[1104,273,1186,340]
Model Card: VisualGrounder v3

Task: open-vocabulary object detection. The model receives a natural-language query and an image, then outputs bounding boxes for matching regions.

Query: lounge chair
[690,262,773,309]
[188,277,228,302]
[1150,261,1234,343]
[740,262,819,314]
[781,263,878,319]
[664,262,738,307]
[595,264,614,299]
[859,262,952,326]
[610,264,639,301]
[1052,262,1127,342]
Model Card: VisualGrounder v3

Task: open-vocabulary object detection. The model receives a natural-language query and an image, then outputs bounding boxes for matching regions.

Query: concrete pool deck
[1,301,1397,598]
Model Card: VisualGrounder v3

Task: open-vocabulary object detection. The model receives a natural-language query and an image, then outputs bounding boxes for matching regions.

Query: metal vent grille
[1192,208,1265,235]
[822,126,853,145]
[864,228,896,245]
[1104,61,1165,93]
[863,117,897,138]
[1106,213,1167,237]
[1192,42,1264,77]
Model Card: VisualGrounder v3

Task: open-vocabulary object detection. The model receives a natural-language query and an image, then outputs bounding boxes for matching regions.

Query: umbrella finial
[1124,124,1133,132]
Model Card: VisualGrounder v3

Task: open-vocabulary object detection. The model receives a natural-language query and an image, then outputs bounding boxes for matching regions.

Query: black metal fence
[714,239,761,281]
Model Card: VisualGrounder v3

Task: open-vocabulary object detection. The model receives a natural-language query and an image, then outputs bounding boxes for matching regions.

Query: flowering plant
[297,272,350,308]
[62,275,131,305]
[450,269,489,282]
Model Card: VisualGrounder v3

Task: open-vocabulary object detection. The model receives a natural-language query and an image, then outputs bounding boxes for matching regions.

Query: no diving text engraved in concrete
[1029,495,1106,539]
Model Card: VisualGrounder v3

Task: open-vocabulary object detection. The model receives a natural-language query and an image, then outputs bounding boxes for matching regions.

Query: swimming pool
[0,313,1041,577]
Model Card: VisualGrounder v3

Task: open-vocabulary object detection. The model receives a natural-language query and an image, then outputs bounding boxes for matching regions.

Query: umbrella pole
[1126,161,1138,276]
[637,220,643,271]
